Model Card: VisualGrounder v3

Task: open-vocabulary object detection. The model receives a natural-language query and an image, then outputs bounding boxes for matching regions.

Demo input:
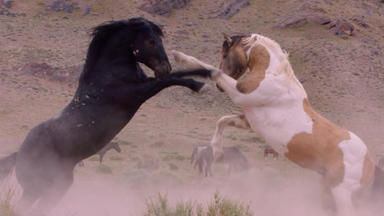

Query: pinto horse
[172,33,384,216]
[0,18,210,216]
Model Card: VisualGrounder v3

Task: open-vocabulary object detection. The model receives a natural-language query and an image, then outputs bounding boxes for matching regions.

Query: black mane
[81,18,163,82]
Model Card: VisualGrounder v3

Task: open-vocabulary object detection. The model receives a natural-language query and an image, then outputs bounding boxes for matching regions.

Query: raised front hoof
[190,81,206,93]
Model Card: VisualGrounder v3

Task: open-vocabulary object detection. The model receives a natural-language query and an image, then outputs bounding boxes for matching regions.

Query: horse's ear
[222,33,232,44]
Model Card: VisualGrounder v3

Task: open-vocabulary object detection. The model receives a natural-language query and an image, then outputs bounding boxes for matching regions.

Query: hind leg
[320,180,337,215]
[32,169,74,216]
[331,186,356,216]
[14,189,40,216]
[198,160,204,176]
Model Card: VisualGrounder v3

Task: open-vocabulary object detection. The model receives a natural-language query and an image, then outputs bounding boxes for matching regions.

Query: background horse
[191,145,249,177]
[172,33,384,216]
[0,17,210,216]
[191,145,214,177]
[78,141,121,167]
[263,146,279,159]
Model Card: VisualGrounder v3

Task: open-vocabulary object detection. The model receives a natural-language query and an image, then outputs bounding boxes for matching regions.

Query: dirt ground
[0,0,383,215]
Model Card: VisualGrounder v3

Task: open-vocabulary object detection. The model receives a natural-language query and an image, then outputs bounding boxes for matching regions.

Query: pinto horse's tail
[372,166,384,201]
[0,152,17,181]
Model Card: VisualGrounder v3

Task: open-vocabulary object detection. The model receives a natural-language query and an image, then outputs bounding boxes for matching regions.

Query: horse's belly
[243,106,313,154]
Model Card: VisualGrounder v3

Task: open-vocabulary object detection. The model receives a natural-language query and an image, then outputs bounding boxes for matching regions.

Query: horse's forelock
[127,18,164,37]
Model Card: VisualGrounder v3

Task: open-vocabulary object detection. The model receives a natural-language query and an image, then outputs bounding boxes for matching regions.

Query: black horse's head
[85,17,171,79]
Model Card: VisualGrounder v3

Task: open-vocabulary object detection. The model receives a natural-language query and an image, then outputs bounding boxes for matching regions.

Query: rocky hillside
[1,0,383,151]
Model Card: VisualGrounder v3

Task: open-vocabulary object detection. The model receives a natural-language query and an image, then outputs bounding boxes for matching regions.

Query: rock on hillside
[0,0,12,8]
[217,0,250,19]
[138,0,191,16]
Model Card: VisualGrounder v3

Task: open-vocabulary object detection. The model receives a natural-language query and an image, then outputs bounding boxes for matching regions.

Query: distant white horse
[172,33,383,216]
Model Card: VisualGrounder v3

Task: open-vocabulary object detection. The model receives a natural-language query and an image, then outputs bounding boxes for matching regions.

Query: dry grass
[144,192,252,216]
[0,189,15,216]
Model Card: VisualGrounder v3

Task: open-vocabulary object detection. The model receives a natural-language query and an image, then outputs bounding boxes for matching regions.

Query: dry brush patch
[144,192,252,216]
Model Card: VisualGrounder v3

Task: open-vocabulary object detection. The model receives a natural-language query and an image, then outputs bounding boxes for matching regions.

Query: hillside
[0,0,383,215]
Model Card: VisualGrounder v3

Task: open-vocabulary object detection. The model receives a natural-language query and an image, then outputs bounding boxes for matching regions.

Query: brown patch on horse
[236,44,270,94]
[360,152,375,186]
[285,99,350,187]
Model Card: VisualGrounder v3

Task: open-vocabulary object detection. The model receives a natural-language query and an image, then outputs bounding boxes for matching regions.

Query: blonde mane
[242,34,306,93]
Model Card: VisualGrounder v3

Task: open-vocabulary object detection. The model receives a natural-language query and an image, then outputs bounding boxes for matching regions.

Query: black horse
[0,17,210,215]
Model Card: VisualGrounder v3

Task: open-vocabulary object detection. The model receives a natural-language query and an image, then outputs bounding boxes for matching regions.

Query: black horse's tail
[0,152,17,181]
[372,166,384,201]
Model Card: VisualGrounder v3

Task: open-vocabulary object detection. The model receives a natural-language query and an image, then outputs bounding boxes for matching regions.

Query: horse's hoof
[191,81,205,93]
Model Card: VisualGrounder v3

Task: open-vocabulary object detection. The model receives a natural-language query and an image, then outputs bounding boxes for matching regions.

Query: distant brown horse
[191,145,249,176]
[263,146,278,159]
[172,33,383,216]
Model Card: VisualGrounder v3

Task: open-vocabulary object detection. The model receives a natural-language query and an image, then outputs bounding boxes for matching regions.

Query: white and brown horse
[172,33,383,216]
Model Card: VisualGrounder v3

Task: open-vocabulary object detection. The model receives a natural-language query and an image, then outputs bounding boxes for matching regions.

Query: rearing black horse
[0,17,210,215]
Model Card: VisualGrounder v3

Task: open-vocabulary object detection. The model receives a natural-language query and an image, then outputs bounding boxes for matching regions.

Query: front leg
[172,50,242,103]
[139,77,205,101]
[168,68,211,79]
[210,114,250,161]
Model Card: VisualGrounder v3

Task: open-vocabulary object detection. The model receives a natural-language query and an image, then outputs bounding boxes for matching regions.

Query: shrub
[207,192,252,216]
[144,192,252,216]
[96,164,112,174]
[0,189,15,216]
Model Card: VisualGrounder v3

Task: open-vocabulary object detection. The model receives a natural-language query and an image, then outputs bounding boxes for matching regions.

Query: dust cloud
[33,167,381,216]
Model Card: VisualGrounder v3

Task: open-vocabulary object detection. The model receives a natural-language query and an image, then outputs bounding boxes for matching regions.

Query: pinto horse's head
[219,33,282,94]
[216,33,249,91]
[220,34,249,79]
[88,18,171,79]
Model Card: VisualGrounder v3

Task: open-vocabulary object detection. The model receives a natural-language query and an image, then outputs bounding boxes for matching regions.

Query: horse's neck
[81,60,144,86]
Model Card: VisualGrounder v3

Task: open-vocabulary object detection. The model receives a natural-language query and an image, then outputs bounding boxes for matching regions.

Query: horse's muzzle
[154,61,172,78]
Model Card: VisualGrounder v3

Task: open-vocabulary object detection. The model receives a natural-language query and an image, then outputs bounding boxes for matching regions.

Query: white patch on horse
[331,132,367,216]
[338,132,367,191]
[243,100,313,154]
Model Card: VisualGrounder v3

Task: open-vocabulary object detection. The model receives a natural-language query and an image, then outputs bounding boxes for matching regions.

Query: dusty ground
[0,0,383,215]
